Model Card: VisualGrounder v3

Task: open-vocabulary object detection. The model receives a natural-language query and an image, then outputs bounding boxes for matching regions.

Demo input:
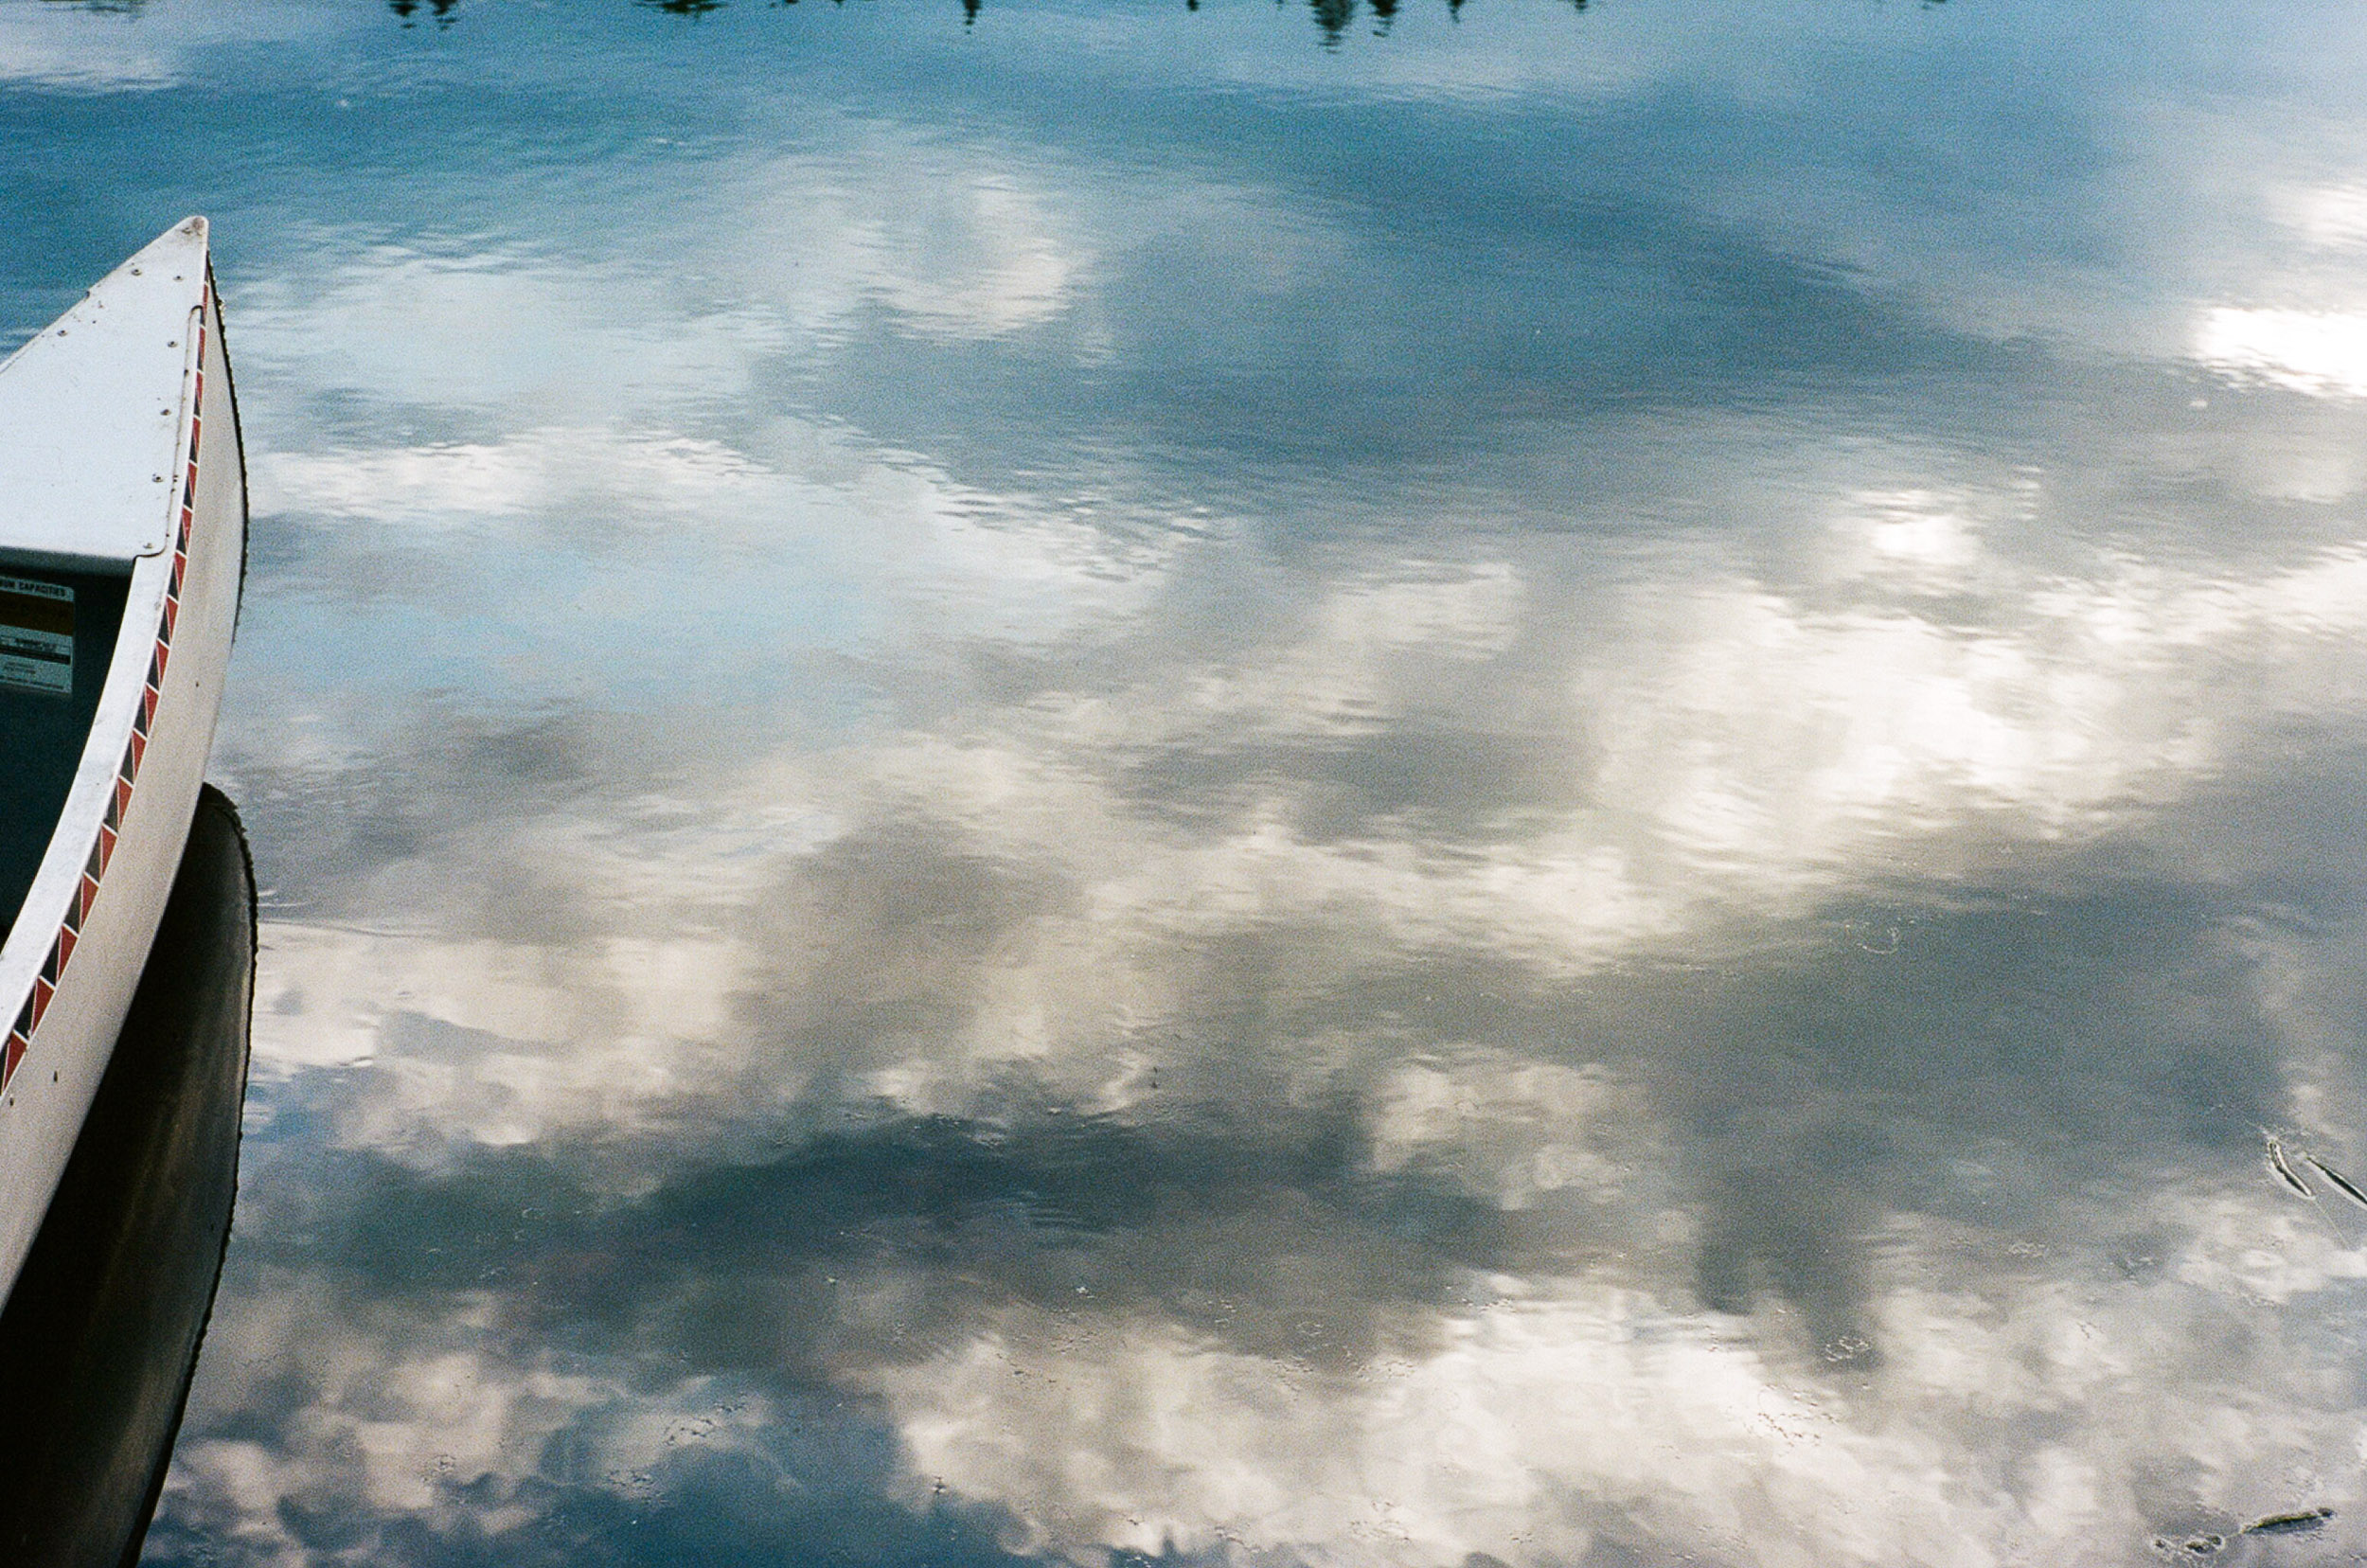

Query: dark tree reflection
[1308,0,1354,41]
[379,0,1597,34]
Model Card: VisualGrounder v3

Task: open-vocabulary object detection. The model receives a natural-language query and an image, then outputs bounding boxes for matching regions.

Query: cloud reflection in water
[186,484,2367,1562]
[0,0,2352,1561]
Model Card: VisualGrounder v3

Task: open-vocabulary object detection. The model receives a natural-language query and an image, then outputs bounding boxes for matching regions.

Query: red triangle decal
[30,976,53,1028]
[56,928,76,969]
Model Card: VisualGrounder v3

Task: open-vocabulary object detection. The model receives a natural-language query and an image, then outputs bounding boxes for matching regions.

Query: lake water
[9,0,2367,1561]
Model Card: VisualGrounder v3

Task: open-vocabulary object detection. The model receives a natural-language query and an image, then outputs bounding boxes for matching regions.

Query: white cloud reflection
[2195,308,2367,401]
[231,481,2367,1131]
[202,403,2367,1566]
[0,0,315,92]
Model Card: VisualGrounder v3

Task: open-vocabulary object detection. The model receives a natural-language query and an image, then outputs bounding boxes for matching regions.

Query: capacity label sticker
[0,575,74,696]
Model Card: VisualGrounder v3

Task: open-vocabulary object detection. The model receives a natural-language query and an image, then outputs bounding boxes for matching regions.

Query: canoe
[0,218,245,1307]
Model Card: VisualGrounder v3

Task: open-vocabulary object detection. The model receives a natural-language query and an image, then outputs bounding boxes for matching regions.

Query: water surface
[9,0,2367,1561]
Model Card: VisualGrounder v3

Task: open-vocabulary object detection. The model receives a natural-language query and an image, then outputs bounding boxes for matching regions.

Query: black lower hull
[0,784,254,1566]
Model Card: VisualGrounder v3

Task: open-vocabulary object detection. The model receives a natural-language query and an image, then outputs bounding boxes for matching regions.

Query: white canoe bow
[0,218,245,1305]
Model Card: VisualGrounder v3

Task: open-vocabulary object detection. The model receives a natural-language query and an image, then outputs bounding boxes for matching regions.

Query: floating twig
[2266,1135,2314,1199]
[2303,1155,2367,1212]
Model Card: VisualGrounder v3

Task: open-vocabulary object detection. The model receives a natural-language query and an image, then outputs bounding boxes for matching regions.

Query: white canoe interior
[0,218,244,1301]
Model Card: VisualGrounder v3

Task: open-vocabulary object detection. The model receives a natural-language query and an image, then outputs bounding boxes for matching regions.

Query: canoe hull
[0,224,244,1306]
